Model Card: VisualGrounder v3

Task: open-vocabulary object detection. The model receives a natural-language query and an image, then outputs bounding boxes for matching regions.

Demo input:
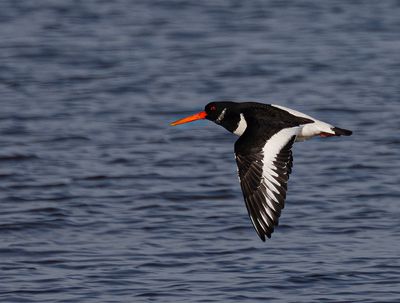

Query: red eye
[210,106,216,111]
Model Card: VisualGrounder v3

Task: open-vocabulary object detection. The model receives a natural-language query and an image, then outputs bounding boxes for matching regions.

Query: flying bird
[170,101,352,241]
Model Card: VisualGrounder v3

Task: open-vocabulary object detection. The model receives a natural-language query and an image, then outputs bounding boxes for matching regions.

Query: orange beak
[170,111,207,126]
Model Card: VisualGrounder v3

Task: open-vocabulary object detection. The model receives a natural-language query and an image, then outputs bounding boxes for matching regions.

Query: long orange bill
[170,111,207,126]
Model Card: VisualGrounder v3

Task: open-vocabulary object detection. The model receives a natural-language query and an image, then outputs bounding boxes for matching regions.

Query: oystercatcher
[170,101,352,241]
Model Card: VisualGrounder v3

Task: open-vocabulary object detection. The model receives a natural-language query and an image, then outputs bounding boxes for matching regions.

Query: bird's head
[170,101,245,134]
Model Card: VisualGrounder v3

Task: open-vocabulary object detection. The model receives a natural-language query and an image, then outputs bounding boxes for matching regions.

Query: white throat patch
[233,113,247,136]
[216,108,226,124]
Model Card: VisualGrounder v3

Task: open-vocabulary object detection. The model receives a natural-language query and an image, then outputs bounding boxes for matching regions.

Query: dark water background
[1,1,399,302]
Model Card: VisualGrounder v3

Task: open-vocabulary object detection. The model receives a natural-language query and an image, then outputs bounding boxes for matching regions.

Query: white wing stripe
[263,163,279,178]
[263,182,279,203]
[261,189,279,212]
[259,127,299,207]
[264,178,280,194]
[261,202,275,221]
[265,170,280,186]
[259,212,270,228]
[235,126,299,240]
[271,104,314,120]
[262,127,299,175]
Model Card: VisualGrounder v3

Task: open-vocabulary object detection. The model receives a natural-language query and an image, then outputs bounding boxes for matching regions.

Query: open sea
[1,1,399,302]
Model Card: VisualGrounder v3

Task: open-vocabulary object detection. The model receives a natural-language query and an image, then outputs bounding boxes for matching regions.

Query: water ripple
[0,1,399,303]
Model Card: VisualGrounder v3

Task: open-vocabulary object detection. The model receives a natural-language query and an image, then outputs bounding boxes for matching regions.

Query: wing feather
[235,127,298,241]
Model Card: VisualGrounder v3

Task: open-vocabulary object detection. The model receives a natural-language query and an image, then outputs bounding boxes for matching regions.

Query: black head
[204,102,230,122]
[204,101,242,132]
[170,101,243,134]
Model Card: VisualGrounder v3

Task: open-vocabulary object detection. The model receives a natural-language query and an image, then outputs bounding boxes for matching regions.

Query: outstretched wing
[235,127,298,241]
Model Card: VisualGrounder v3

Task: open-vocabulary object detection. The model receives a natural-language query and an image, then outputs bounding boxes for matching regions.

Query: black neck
[217,111,241,134]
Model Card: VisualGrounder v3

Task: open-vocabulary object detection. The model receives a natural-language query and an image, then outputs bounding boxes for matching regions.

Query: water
[1,1,399,302]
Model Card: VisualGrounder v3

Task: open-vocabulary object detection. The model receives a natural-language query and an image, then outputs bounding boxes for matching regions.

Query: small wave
[0,154,39,161]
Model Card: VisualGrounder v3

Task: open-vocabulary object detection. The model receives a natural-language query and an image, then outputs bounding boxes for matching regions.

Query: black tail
[332,127,352,136]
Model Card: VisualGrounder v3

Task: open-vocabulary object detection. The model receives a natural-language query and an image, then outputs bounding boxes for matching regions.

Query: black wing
[235,127,298,241]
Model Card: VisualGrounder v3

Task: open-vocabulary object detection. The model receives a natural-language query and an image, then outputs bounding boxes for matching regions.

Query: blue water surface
[0,1,399,302]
